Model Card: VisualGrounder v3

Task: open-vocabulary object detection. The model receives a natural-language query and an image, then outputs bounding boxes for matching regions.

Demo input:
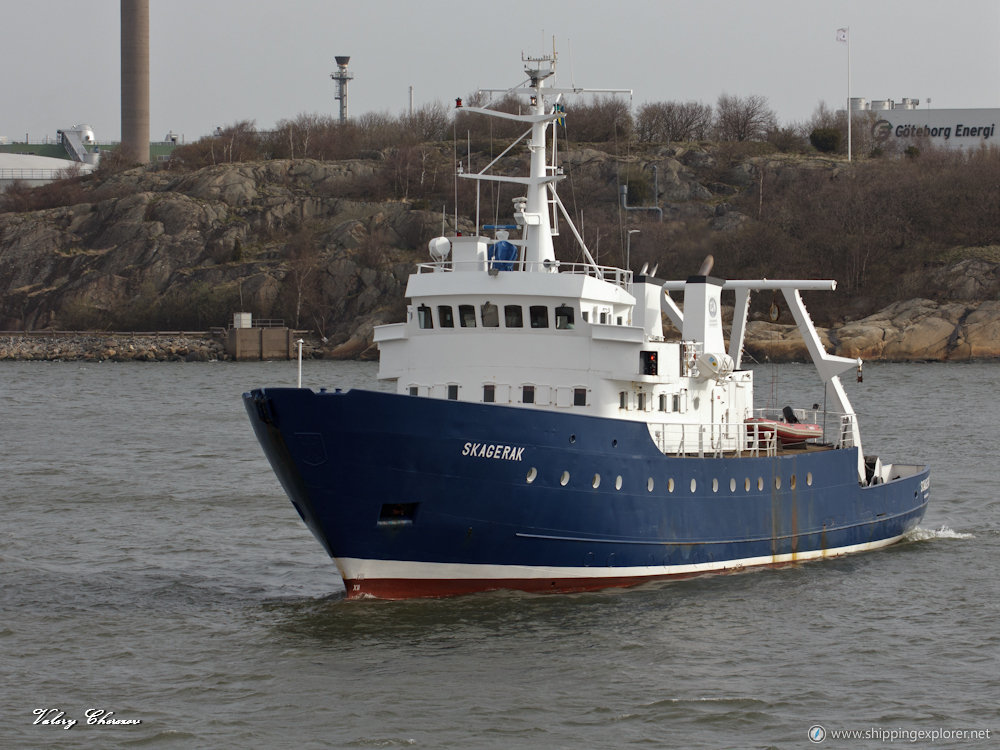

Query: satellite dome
[428,236,451,261]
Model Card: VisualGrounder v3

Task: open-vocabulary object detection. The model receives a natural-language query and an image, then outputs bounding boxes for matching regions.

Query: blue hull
[244,387,929,599]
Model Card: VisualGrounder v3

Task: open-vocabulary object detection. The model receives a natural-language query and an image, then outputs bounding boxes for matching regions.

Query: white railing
[651,421,777,458]
[752,407,856,449]
[2,138,175,147]
[414,259,632,289]
[0,168,77,180]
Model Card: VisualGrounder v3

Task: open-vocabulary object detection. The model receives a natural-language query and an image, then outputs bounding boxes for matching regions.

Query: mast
[457,52,630,273]
[523,56,557,268]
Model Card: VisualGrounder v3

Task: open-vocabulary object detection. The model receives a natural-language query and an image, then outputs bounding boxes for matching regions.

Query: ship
[243,52,929,600]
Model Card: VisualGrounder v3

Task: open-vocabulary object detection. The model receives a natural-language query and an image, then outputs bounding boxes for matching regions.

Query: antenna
[330,56,354,123]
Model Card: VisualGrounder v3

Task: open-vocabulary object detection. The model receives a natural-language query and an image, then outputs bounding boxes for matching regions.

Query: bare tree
[714,94,777,142]
[636,101,713,142]
[566,96,634,142]
[807,101,844,132]
[283,225,322,329]
[400,101,452,143]
[218,120,261,162]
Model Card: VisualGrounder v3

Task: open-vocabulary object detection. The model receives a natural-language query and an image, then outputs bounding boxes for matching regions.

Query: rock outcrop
[744,299,1000,362]
[4,151,1000,362]
[0,159,427,352]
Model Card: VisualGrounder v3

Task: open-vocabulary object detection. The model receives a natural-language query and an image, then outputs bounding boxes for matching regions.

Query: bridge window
[409,386,418,396]
[530,305,549,328]
[505,305,523,328]
[459,305,476,327]
[438,305,454,328]
[447,384,458,400]
[637,392,646,411]
[555,305,575,329]
[481,302,499,327]
[522,385,535,404]
[658,394,668,412]
[483,384,495,403]
[417,305,433,329]
[573,388,587,406]
[619,391,627,409]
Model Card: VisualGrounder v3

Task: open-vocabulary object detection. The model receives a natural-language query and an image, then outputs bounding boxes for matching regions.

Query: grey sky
[3,0,999,143]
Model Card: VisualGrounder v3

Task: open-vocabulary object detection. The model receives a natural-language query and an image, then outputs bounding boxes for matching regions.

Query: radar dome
[428,236,451,261]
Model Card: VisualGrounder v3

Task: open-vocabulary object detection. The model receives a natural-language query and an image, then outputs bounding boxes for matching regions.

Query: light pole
[626,229,640,272]
[296,338,304,388]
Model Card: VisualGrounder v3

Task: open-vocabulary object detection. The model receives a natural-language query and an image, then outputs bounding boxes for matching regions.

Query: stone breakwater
[0,333,229,362]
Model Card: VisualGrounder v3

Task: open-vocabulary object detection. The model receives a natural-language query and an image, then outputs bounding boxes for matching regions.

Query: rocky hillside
[2,145,999,360]
[0,159,439,356]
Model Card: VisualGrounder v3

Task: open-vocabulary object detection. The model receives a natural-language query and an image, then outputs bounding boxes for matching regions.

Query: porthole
[647,477,655,493]
[526,467,537,484]
[569,434,576,444]
[730,478,736,493]
[668,478,675,493]
[615,475,623,490]
[807,472,813,486]
[592,474,601,489]
[775,476,782,490]
[790,474,797,490]
[560,471,570,486]
[757,477,764,491]
[712,478,719,493]
[612,439,619,447]
[744,478,751,492]
[690,478,697,493]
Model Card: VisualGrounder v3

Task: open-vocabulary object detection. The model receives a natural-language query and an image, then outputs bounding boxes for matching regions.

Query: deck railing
[415,259,632,289]
[752,408,856,449]
[651,421,778,458]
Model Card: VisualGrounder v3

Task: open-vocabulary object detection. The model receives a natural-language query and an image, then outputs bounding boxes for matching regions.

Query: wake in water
[904,525,975,542]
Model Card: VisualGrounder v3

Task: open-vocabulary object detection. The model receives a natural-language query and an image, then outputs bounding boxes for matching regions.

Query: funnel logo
[872,119,893,142]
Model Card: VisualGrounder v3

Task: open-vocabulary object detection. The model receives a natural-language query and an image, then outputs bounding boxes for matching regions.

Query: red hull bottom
[337,531,913,600]
[344,574,700,600]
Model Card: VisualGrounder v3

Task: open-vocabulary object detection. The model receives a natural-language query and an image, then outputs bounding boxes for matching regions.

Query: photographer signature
[33,708,141,729]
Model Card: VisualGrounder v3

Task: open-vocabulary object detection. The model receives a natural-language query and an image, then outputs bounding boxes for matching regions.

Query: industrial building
[851,97,998,151]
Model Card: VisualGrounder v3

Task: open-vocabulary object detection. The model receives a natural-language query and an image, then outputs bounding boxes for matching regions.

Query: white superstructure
[374,51,863,476]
